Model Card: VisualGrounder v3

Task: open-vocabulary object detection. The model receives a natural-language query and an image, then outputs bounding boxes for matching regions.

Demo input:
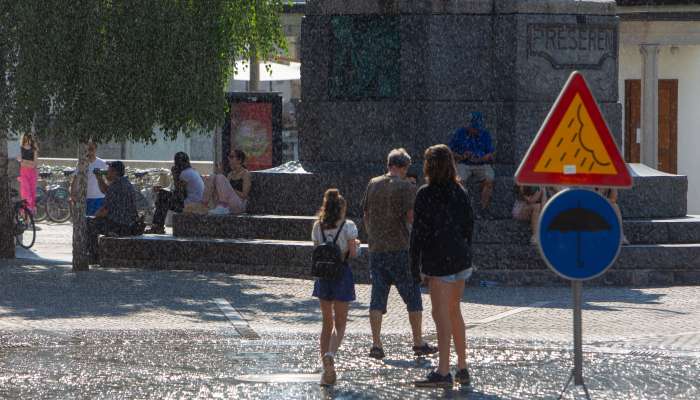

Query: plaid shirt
[104,176,138,226]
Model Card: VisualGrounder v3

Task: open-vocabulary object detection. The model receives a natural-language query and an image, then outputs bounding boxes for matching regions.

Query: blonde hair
[317,189,347,230]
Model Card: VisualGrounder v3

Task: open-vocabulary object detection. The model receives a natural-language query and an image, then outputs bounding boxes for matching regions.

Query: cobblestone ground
[0,330,698,400]
[0,223,699,399]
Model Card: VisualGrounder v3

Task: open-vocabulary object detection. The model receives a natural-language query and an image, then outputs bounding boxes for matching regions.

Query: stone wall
[299,0,621,173]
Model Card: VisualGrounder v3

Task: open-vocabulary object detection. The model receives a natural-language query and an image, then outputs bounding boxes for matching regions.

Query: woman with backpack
[311,188,360,386]
[411,144,474,388]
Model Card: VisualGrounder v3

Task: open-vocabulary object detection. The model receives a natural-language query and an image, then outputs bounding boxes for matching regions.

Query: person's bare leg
[201,175,215,205]
[429,278,453,376]
[409,311,425,347]
[530,203,541,244]
[611,203,629,244]
[481,180,494,209]
[329,302,349,354]
[369,310,384,348]
[449,280,468,370]
[320,300,334,357]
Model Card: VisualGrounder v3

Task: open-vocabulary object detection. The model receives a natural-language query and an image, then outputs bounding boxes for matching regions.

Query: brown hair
[318,189,347,230]
[21,133,37,150]
[423,144,459,186]
[233,149,247,167]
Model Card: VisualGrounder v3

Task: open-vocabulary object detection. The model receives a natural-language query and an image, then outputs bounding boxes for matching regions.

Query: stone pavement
[0,223,699,398]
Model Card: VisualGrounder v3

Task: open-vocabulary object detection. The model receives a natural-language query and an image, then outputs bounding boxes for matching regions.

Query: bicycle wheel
[47,188,72,223]
[34,186,48,222]
[15,205,36,249]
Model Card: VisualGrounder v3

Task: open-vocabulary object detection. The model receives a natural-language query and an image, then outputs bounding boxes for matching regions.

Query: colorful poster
[230,102,273,171]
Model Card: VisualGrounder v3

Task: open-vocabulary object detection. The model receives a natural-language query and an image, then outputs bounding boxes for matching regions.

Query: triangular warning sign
[515,71,632,188]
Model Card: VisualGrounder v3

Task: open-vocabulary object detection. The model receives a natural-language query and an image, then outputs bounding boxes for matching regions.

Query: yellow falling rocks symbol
[534,94,617,175]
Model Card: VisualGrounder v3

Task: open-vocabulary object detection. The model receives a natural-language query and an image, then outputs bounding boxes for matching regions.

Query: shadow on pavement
[0,260,688,330]
[459,284,682,314]
[0,262,324,326]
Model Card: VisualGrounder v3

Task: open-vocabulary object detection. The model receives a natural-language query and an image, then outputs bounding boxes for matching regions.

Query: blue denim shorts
[429,268,473,284]
[312,264,356,302]
[86,198,104,216]
[369,250,423,314]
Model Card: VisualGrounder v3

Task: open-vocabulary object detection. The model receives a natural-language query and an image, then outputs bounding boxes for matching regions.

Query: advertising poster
[230,102,273,171]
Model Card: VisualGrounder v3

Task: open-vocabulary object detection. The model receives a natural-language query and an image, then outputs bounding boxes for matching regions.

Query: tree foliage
[1,0,287,143]
[0,0,287,268]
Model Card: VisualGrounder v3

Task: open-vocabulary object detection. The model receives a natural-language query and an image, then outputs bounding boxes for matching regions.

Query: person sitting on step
[146,152,204,234]
[87,161,139,264]
[512,185,548,245]
[448,112,495,210]
[201,149,251,215]
[595,187,630,245]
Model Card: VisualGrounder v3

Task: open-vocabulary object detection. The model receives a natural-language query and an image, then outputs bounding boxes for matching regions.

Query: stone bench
[172,212,700,245]
[99,234,700,286]
[247,164,688,220]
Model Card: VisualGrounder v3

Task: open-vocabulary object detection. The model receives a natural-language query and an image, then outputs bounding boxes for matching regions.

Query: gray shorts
[457,164,495,183]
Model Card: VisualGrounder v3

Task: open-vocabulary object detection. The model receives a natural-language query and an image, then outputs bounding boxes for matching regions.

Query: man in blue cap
[448,112,495,209]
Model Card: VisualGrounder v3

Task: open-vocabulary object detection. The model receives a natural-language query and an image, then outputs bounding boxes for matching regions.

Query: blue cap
[469,112,484,129]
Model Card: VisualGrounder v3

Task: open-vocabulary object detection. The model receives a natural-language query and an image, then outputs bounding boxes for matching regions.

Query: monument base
[100,164,700,286]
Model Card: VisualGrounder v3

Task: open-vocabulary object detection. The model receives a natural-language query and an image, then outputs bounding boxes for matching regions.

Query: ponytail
[318,189,347,230]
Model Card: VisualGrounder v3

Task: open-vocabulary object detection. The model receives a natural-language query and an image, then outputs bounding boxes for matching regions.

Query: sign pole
[572,280,584,385]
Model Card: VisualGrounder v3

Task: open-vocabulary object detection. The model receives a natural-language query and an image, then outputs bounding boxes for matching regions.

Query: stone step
[173,214,317,242]
[99,236,700,286]
[173,213,700,245]
[247,164,687,219]
[478,216,700,245]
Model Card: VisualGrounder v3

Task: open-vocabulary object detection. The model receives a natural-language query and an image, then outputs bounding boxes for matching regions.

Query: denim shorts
[428,268,473,284]
[86,198,104,217]
[312,263,356,302]
[369,250,423,314]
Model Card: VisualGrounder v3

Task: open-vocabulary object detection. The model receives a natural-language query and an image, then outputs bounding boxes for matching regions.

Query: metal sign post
[537,189,622,399]
[572,280,584,386]
[516,71,632,399]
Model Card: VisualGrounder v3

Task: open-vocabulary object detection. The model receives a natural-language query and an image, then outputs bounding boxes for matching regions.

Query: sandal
[320,354,336,385]
[368,346,385,360]
[413,342,438,356]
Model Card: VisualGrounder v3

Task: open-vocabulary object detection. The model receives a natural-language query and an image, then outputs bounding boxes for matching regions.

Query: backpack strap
[319,223,327,243]
[331,220,346,244]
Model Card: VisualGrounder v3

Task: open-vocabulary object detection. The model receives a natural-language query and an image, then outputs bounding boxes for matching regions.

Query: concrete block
[619,164,688,219]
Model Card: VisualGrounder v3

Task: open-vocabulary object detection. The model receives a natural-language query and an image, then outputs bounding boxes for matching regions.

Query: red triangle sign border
[515,71,632,188]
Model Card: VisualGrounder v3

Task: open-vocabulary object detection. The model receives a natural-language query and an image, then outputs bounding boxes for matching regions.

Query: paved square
[1,223,699,399]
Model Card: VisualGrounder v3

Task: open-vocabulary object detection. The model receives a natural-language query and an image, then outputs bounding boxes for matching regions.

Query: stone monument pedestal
[100,0,700,286]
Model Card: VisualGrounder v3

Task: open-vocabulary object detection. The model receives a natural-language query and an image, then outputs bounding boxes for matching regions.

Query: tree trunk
[249,46,260,92]
[71,141,89,271]
[0,131,14,259]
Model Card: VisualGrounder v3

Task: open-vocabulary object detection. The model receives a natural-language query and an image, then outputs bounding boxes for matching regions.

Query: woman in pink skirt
[17,133,39,215]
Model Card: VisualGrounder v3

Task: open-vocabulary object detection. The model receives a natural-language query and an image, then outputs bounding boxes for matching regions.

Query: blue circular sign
[537,189,622,280]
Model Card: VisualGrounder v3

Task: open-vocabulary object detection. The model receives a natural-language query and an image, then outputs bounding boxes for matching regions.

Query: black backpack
[311,221,347,281]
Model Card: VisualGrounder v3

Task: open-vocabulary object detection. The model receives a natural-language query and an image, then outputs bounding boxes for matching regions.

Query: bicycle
[11,190,36,249]
[35,166,73,223]
[129,168,164,224]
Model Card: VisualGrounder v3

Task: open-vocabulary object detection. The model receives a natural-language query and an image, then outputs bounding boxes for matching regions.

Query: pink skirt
[18,166,38,213]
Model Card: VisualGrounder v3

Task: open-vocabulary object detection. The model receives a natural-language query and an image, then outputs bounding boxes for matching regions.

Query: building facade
[618,0,700,213]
